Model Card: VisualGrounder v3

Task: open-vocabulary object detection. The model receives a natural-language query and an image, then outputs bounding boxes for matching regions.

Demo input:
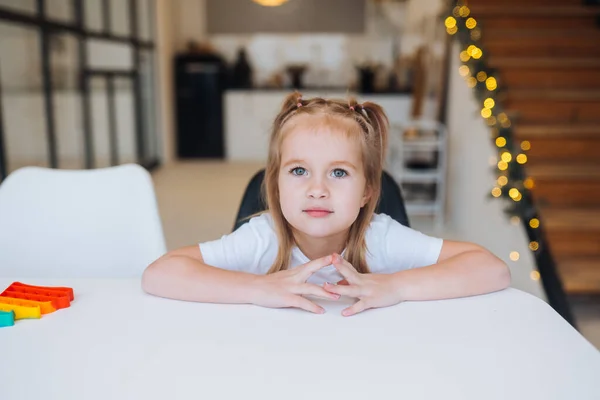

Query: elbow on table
[141,256,168,296]
[494,256,512,291]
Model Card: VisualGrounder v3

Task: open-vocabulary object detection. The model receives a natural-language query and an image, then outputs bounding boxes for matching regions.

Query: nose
[307,177,329,199]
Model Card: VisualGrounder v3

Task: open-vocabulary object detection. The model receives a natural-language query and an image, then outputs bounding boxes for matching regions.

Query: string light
[501,152,512,163]
[530,271,541,281]
[523,178,535,189]
[444,13,542,241]
[445,16,457,28]
[486,116,497,126]
[444,17,456,28]
[510,251,520,261]
[529,218,540,229]
[509,189,522,202]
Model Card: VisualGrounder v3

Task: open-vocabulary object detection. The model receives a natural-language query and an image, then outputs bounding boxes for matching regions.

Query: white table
[1,278,599,400]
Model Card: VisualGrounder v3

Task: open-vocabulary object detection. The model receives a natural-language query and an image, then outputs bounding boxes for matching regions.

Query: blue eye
[290,167,307,176]
[332,169,348,178]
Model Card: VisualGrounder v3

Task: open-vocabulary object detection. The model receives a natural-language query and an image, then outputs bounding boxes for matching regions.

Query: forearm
[392,250,511,301]
[142,255,259,304]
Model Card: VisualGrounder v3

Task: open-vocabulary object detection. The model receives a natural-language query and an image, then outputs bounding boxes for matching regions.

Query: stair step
[532,181,600,208]
[541,208,600,231]
[522,137,600,162]
[482,35,600,57]
[507,89,600,101]
[526,164,600,179]
[541,208,600,260]
[472,0,583,4]
[556,257,600,294]
[488,57,600,69]
[500,68,600,90]
[475,15,598,30]
[470,5,600,17]
[526,165,600,207]
[482,28,600,39]
[505,91,600,123]
[514,124,600,138]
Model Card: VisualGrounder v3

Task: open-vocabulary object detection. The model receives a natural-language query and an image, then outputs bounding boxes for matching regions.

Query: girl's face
[278,124,370,240]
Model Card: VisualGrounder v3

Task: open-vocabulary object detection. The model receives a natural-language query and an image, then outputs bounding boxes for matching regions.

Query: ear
[360,186,372,208]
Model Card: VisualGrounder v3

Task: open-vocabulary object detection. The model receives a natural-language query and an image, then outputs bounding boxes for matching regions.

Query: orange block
[0,295,56,315]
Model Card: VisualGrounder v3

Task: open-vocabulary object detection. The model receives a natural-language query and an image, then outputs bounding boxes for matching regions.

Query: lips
[303,208,333,218]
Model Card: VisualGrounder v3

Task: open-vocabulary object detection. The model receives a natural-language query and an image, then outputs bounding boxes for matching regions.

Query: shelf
[406,202,438,215]
[399,170,441,183]
[401,140,443,149]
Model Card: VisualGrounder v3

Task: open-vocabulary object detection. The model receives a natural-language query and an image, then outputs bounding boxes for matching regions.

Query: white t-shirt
[199,213,443,285]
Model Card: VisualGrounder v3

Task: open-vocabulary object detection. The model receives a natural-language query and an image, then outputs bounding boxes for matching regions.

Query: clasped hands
[251,253,403,316]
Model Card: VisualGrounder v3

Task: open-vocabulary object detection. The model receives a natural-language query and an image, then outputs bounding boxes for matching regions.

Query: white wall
[170,0,446,88]
[224,91,435,161]
[445,41,546,300]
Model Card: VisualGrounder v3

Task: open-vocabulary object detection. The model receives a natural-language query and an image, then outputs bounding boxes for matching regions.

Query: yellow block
[0,295,54,315]
[0,302,41,319]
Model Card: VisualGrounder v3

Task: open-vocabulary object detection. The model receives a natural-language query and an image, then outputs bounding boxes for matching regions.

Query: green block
[0,310,15,327]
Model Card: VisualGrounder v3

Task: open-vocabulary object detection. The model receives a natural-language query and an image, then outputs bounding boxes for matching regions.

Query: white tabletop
[1,278,599,400]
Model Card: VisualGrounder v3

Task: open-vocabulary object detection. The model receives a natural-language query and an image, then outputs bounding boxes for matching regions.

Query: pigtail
[361,102,389,168]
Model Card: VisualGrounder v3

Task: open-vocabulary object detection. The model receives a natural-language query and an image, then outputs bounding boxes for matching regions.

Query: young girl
[142,93,510,317]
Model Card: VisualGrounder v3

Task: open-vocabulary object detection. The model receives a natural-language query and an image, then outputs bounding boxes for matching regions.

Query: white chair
[0,164,167,278]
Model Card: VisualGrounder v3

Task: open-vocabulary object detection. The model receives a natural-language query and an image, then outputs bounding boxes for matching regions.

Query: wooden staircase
[469,0,600,294]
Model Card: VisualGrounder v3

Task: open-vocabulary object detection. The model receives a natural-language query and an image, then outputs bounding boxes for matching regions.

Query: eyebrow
[282,159,358,170]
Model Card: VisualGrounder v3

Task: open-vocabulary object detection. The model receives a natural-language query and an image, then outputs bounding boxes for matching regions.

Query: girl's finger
[297,283,340,300]
[336,279,349,286]
[342,300,369,317]
[298,254,334,281]
[323,282,361,297]
[332,255,360,284]
[290,295,325,314]
[335,254,358,272]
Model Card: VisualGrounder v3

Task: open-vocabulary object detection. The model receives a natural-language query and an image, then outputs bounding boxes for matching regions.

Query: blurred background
[0,0,599,347]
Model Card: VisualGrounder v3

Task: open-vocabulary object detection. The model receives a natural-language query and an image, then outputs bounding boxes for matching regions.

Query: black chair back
[233,169,410,232]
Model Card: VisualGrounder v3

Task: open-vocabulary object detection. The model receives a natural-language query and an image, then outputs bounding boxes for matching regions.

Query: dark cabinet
[174,53,227,159]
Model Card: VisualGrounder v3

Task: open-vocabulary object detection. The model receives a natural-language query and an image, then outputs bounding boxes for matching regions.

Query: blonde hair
[263,92,389,274]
